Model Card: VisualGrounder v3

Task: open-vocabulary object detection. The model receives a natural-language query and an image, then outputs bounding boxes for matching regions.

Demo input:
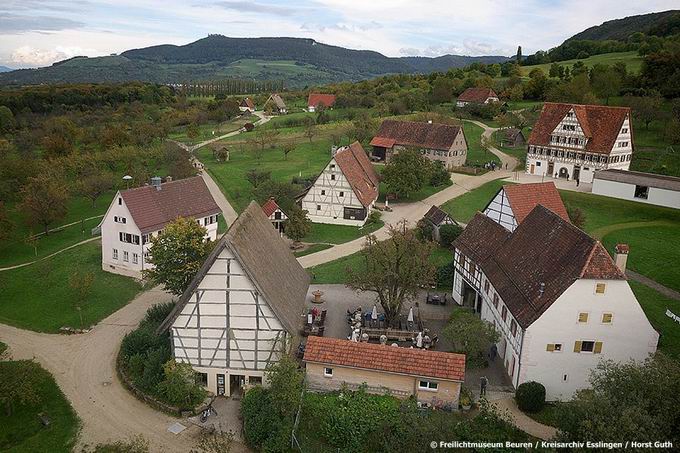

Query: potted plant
[460,387,472,411]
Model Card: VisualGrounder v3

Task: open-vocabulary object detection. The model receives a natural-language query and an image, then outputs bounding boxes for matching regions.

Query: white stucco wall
[520,279,658,401]
[592,179,680,210]
[100,192,219,278]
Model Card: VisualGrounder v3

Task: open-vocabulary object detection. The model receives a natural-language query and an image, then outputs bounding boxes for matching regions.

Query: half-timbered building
[263,93,287,114]
[482,182,569,232]
[158,202,310,396]
[452,205,658,400]
[261,197,287,235]
[421,205,458,242]
[526,103,634,183]
[300,142,379,226]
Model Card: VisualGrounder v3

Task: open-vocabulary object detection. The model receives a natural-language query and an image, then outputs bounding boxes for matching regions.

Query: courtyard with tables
[302,284,453,348]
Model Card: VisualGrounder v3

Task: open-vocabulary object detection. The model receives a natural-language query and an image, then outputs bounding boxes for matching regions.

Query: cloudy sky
[0,0,677,68]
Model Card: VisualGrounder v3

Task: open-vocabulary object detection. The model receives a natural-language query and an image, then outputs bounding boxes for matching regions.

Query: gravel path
[492,398,558,441]
[0,287,248,452]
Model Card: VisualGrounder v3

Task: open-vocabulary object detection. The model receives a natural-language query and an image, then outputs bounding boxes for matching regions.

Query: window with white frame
[123,251,129,262]
[323,367,333,377]
[132,253,139,264]
[112,249,118,260]
[418,380,438,391]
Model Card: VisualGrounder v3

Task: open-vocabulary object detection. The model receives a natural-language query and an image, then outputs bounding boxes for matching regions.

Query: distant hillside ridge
[566,10,680,42]
[0,35,510,87]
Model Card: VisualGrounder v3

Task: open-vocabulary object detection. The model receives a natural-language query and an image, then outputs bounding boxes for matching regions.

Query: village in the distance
[1,4,680,453]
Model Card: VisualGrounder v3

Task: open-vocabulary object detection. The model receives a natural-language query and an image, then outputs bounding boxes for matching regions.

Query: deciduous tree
[19,175,69,235]
[346,221,435,325]
[443,310,499,368]
[382,148,431,199]
[78,171,115,208]
[0,360,42,416]
[283,205,311,243]
[144,217,214,296]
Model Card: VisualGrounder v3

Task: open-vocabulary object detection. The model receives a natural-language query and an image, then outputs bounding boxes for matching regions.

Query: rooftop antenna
[122,175,132,189]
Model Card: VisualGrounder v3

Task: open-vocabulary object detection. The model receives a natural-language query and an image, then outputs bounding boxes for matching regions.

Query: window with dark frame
[634,185,649,200]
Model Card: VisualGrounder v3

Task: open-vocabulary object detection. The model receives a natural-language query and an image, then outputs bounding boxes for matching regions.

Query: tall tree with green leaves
[382,148,432,199]
[443,310,499,367]
[144,217,214,296]
[346,221,435,325]
[0,360,42,416]
[283,206,311,243]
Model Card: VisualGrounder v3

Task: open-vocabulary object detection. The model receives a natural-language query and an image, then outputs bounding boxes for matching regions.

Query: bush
[515,381,546,413]
[429,162,450,186]
[416,219,434,242]
[436,261,455,288]
[366,210,382,225]
[241,386,279,449]
[438,224,463,248]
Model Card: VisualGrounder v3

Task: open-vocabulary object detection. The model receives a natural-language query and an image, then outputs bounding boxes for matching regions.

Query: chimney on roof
[166,175,173,183]
[150,176,162,191]
[615,243,629,273]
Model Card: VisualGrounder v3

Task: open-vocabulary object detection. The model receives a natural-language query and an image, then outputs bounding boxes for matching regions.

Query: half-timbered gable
[483,182,569,232]
[526,103,633,183]
[159,201,310,395]
[301,142,379,226]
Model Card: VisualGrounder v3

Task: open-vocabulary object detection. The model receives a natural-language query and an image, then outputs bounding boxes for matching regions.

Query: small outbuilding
[421,205,458,242]
[499,127,526,147]
[303,336,465,409]
[592,169,680,210]
[263,93,287,115]
[261,197,288,235]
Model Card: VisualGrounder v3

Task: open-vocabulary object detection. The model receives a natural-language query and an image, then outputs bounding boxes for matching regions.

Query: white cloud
[10,45,102,66]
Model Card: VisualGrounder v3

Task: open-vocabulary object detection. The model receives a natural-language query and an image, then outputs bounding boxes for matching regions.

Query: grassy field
[0,193,115,268]
[464,122,501,166]
[630,282,680,360]
[0,361,79,452]
[603,225,680,293]
[294,243,333,257]
[0,241,143,332]
[440,179,508,223]
[302,220,384,245]
[309,245,452,284]
[525,402,562,428]
[197,138,332,213]
[521,51,643,76]
[168,116,247,143]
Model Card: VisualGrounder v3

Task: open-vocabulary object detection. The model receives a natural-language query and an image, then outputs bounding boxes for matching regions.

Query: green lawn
[168,117,246,143]
[630,281,680,361]
[0,241,143,332]
[0,193,115,268]
[524,402,562,428]
[559,191,680,236]
[440,179,508,223]
[302,220,384,245]
[464,122,500,166]
[521,51,643,76]
[374,164,453,204]
[603,225,680,293]
[0,361,79,452]
[293,243,333,257]
[197,138,332,213]
[505,100,544,111]
[308,245,452,284]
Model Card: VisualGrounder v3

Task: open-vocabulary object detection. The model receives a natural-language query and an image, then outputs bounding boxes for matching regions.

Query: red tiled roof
[308,93,336,108]
[120,176,220,234]
[372,120,463,151]
[334,142,380,208]
[303,336,466,382]
[457,87,499,103]
[501,182,570,224]
[261,197,282,217]
[528,102,631,155]
[454,206,625,328]
[369,136,396,148]
[240,97,255,109]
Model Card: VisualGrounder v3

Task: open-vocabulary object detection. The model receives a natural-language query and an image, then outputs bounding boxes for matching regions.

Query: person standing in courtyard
[480,376,488,397]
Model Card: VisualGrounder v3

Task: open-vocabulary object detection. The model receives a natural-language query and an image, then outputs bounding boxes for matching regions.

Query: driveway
[0,287,249,453]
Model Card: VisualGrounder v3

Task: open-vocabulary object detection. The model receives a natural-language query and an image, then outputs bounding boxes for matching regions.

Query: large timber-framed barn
[158,201,310,396]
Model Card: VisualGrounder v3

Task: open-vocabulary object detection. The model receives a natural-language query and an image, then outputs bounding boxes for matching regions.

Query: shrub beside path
[492,397,558,441]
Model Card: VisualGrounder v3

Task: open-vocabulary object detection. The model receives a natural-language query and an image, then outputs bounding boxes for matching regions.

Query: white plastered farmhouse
[452,202,658,401]
[99,176,220,278]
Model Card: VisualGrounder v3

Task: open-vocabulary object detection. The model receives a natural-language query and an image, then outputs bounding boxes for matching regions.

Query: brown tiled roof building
[456,87,499,105]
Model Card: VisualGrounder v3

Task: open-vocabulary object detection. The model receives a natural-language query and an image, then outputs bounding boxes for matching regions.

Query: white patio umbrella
[407,307,414,323]
[415,331,423,348]
[371,305,378,321]
[350,329,360,342]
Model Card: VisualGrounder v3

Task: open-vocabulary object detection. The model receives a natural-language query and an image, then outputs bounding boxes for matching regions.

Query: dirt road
[0,287,248,452]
